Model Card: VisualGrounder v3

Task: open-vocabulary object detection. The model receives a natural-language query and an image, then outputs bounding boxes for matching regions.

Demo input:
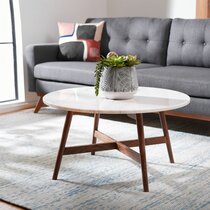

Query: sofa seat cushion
[34,62,96,85]
[136,63,160,69]
[34,62,160,85]
[138,66,210,98]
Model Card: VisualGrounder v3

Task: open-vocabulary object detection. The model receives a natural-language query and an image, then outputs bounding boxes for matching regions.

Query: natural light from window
[0,0,25,114]
[0,0,17,103]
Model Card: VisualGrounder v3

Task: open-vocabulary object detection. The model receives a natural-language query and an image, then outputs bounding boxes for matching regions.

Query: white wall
[18,0,107,103]
[107,0,196,18]
[19,0,107,46]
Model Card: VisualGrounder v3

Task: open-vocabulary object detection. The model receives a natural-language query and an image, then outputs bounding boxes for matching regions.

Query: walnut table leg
[159,112,174,163]
[136,113,149,192]
[52,111,73,180]
[91,113,100,155]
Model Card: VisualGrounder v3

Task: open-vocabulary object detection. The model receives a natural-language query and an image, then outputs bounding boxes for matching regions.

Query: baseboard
[0,101,36,115]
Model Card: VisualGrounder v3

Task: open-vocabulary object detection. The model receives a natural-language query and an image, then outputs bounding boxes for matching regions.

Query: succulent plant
[94,52,140,96]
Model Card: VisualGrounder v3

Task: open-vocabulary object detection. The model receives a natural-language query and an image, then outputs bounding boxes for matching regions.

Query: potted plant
[94,52,140,99]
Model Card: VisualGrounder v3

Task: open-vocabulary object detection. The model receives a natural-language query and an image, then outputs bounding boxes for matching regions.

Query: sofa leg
[34,93,45,113]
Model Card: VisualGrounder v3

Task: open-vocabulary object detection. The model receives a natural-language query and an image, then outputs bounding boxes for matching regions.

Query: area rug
[0,108,209,210]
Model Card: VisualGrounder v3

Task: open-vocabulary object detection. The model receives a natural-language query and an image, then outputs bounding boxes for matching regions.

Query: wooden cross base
[52,112,174,192]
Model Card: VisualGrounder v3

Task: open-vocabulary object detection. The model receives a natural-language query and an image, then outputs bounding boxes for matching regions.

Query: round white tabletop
[43,87,190,114]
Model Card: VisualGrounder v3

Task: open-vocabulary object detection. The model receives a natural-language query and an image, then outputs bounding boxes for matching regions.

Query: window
[0,0,17,103]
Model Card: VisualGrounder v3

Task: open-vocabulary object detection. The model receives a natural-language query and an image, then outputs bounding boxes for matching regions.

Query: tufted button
[182,41,185,45]
[203,42,206,46]
[124,37,129,42]
[146,39,149,43]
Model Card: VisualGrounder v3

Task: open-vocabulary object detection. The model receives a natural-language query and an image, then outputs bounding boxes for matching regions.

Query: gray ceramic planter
[100,66,138,99]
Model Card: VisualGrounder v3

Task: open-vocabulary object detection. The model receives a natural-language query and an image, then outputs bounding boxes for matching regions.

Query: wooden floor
[0,200,28,210]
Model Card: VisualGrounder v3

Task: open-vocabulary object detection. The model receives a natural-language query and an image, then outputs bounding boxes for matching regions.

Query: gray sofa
[26,17,210,120]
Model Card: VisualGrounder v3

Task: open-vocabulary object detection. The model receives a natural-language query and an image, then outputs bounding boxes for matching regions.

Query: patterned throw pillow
[58,21,104,61]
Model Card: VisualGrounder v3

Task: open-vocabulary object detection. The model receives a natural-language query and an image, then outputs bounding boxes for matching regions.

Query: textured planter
[100,66,138,99]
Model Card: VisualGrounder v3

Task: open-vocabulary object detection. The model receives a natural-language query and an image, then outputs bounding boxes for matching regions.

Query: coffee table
[43,87,190,192]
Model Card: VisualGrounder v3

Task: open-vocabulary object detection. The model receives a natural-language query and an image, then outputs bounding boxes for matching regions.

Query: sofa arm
[25,43,59,92]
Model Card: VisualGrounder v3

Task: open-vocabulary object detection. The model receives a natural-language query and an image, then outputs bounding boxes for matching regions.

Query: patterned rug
[0,108,209,210]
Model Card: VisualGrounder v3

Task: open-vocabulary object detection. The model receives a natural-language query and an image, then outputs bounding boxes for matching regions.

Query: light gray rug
[0,109,209,210]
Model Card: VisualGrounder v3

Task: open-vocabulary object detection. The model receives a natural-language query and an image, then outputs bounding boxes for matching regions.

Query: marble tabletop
[43,87,190,114]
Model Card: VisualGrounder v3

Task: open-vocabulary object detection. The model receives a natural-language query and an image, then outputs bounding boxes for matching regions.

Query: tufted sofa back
[167,18,210,68]
[86,17,172,66]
